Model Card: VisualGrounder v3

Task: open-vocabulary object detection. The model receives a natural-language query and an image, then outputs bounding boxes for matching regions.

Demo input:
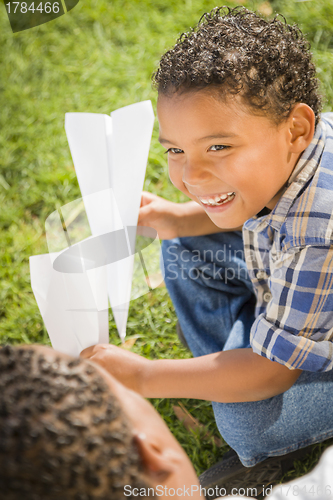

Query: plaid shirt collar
[244,116,327,233]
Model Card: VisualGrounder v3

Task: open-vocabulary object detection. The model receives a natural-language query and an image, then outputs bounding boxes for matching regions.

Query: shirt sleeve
[250,245,333,371]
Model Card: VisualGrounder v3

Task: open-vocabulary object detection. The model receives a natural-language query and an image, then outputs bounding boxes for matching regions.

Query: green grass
[1,0,333,491]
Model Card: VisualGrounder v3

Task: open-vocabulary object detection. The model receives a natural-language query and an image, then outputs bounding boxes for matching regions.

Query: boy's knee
[212,399,279,461]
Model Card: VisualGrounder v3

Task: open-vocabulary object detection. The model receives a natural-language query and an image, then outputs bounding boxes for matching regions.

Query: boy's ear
[134,433,181,484]
[288,103,315,153]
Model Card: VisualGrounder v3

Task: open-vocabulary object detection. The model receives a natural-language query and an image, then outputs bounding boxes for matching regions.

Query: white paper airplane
[65,101,154,340]
[30,101,157,356]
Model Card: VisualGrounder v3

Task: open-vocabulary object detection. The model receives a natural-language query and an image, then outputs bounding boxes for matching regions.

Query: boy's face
[157,90,299,229]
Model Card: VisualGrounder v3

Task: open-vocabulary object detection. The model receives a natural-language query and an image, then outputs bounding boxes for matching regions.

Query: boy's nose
[182,158,211,187]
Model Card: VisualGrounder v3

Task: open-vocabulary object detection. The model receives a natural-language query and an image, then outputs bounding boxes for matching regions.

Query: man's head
[0,345,200,499]
[154,7,319,228]
[153,6,322,126]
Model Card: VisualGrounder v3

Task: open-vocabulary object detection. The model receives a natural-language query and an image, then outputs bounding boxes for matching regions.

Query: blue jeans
[161,232,333,467]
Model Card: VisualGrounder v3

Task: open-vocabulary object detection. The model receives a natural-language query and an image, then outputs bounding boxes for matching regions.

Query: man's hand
[80,344,150,395]
[81,345,302,403]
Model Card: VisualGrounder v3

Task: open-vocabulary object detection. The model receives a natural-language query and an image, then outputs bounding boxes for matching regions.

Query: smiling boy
[157,91,307,228]
[83,6,333,489]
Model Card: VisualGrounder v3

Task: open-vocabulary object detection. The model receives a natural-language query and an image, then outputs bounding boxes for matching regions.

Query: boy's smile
[157,91,304,229]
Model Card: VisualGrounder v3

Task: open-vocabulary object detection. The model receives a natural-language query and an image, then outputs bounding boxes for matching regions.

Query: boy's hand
[138,191,182,240]
[80,344,150,395]
[138,191,226,239]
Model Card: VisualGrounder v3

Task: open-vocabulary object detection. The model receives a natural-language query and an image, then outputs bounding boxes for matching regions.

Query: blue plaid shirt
[243,113,333,372]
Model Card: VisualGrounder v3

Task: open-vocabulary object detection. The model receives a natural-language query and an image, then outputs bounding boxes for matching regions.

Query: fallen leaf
[121,337,138,349]
[173,402,222,447]
[145,272,165,288]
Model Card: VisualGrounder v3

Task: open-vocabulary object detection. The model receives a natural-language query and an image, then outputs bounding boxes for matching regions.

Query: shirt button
[263,292,272,302]
[256,270,268,280]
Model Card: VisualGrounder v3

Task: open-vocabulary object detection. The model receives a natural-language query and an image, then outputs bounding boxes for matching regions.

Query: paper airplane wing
[30,252,108,357]
[109,101,154,339]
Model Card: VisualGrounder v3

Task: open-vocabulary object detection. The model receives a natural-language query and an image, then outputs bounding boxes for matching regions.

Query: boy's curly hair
[0,345,153,500]
[153,6,322,125]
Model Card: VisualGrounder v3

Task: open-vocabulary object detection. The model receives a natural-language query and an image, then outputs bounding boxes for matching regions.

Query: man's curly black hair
[0,345,154,500]
[153,6,322,125]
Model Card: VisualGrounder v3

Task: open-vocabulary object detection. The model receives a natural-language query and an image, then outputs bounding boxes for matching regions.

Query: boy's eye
[165,148,184,154]
[209,145,228,151]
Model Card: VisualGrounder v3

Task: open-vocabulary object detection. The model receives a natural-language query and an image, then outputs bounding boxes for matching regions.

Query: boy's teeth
[199,192,235,206]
